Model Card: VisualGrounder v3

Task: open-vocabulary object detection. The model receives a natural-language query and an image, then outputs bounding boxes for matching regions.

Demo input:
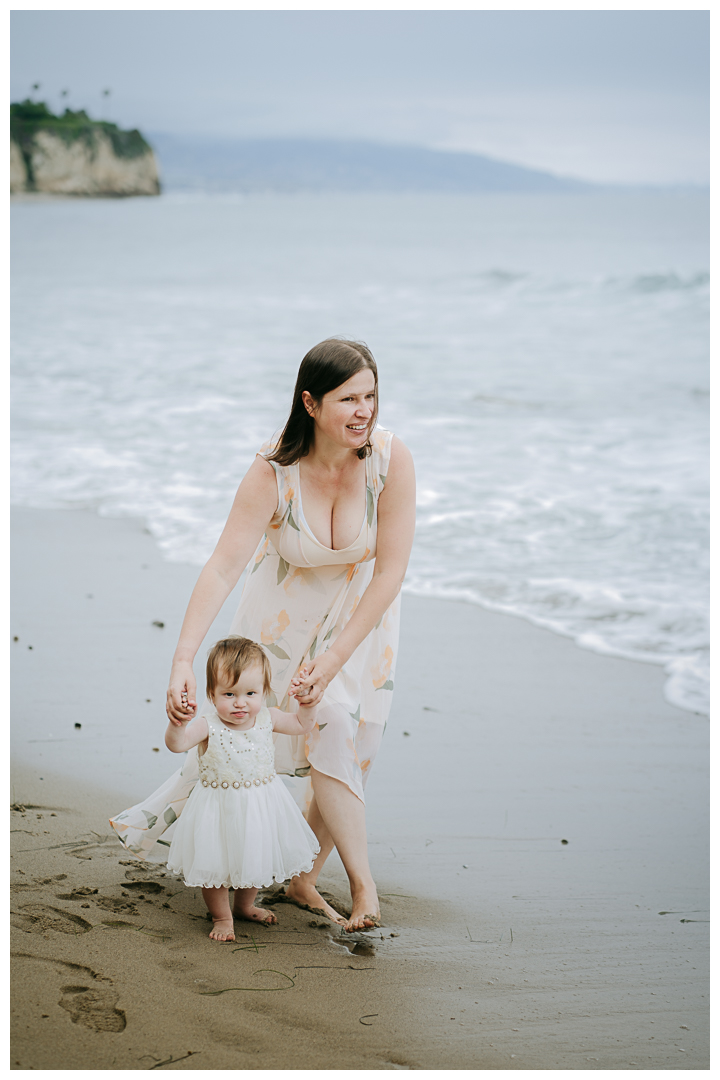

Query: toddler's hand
[289,652,340,707]
[288,667,310,697]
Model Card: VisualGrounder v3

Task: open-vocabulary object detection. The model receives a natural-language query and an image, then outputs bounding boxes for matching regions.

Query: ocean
[11,189,709,714]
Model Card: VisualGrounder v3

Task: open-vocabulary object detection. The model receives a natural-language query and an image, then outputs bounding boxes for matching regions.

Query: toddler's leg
[232,887,278,925]
[202,886,235,942]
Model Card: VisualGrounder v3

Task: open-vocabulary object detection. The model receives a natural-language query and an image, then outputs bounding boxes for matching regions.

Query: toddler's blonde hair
[206,636,272,699]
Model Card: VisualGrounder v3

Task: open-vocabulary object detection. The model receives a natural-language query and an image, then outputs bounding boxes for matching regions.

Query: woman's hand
[167,661,198,726]
[288,652,341,708]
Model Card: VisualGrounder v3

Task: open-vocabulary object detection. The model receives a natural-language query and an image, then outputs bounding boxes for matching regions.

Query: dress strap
[257,438,290,523]
[369,426,394,493]
[201,710,219,740]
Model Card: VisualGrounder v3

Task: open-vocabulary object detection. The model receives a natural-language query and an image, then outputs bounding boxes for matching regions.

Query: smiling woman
[110,338,416,934]
[268,339,378,466]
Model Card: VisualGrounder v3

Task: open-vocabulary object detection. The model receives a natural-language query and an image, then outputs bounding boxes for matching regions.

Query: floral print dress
[110,426,400,860]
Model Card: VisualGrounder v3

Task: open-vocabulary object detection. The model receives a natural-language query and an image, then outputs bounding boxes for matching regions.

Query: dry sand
[11,507,709,1069]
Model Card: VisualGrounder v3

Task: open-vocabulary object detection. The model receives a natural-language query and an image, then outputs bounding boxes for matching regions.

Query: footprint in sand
[12,874,68,893]
[122,881,165,895]
[94,895,139,915]
[11,903,93,935]
[57,880,164,915]
[350,940,376,957]
[59,985,126,1032]
[12,951,126,1032]
[94,881,165,911]
[55,887,98,901]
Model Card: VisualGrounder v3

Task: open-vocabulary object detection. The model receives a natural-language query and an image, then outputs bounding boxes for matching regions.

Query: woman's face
[303,369,376,451]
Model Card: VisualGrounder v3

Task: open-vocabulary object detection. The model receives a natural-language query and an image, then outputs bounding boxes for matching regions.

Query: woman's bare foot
[233,902,277,925]
[209,916,236,942]
[344,886,381,933]
[285,879,345,924]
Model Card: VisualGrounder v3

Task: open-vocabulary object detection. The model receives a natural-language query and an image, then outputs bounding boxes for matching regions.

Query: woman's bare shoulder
[252,452,278,480]
[235,452,277,494]
[384,435,414,478]
[224,452,279,524]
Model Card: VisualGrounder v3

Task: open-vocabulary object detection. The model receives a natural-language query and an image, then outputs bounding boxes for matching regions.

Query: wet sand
[11,507,709,1069]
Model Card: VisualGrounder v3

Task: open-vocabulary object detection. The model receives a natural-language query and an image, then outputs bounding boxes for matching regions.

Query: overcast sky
[11,9,709,184]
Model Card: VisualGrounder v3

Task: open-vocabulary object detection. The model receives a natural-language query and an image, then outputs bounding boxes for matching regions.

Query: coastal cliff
[10,101,160,197]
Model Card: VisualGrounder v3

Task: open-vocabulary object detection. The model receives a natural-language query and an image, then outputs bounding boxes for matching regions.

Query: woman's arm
[167,455,278,723]
[269,701,320,736]
[165,713,209,753]
[290,438,416,706]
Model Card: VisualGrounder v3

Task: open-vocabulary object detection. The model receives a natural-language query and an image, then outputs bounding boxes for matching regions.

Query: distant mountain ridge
[148,133,590,193]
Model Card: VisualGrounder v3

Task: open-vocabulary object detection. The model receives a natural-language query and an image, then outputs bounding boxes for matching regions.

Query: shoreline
[400,584,703,719]
[11,506,709,1069]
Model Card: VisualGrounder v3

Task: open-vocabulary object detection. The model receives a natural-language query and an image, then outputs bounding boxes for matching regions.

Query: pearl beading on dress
[201,772,277,789]
[197,708,277,790]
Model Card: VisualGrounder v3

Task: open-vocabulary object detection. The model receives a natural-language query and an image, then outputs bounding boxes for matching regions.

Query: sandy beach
[11,506,709,1070]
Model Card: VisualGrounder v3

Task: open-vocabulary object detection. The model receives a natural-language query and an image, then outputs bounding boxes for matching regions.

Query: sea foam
[11,190,709,714]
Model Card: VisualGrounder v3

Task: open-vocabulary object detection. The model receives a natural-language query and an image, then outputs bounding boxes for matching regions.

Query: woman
[113,338,415,933]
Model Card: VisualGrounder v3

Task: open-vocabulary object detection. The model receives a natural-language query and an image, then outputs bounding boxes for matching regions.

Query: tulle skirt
[166,778,320,890]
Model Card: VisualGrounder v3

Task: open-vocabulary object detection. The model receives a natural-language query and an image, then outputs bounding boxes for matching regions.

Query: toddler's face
[212,663,265,729]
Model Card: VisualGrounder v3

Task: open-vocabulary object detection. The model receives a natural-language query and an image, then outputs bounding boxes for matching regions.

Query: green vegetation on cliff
[11,100,153,185]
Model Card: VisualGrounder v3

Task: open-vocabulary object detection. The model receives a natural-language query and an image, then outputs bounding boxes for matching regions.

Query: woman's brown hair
[267,338,378,467]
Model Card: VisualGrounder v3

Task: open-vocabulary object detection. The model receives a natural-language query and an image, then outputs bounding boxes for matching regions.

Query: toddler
[164,636,320,941]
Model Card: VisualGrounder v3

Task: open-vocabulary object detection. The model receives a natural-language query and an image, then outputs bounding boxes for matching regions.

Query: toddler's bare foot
[285,880,345,924]
[209,916,235,942]
[344,886,381,933]
[233,903,277,925]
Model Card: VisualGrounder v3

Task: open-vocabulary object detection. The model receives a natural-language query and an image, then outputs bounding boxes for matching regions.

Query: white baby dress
[166,706,320,890]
